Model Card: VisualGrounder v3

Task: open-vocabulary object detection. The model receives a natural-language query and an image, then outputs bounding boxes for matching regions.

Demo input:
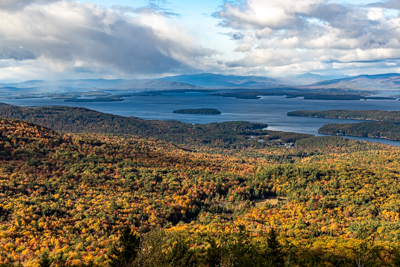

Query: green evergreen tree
[392,249,400,267]
[166,237,195,267]
[223,226,254,267]
[38,252,53,267]
[263,227,284,267]
[203,237,222,267]
[109,226,140,267]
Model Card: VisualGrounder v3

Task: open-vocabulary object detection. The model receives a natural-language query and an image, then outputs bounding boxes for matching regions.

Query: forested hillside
[288,110,400,121]
[1,115,400,266]
[0,104,311,150]
[288,110,400,141]
[319,121,400,140]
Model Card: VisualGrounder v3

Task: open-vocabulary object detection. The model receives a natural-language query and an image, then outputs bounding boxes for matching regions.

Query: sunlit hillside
[0,116,400,266]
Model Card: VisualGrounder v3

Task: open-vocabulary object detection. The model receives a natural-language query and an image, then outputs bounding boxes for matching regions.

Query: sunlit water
[2,92,400,146]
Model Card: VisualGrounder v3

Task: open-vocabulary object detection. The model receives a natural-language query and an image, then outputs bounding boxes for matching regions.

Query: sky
[1,0,400,82]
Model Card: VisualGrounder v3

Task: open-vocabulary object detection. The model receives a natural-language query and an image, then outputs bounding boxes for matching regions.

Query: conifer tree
[109,226,140,267]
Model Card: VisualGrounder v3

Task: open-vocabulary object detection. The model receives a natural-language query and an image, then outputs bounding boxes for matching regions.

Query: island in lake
[287,109,400,121]
[288,109,400,141]
[173,108,221,115]
[64,96,124,102]
[209,89,397,100]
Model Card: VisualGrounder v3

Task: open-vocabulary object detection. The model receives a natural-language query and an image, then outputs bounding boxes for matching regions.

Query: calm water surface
[2,92,400,146]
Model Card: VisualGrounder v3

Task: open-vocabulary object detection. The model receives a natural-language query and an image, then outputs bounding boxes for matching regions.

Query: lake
[2,91,400,146]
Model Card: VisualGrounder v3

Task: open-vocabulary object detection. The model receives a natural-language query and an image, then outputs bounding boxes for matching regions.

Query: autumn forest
[1,104,400,266]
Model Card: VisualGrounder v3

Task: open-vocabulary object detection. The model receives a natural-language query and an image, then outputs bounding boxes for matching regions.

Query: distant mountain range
[281,73,348,86]
[0,73,285,92]
[0,79,127,89]
[157,73,281,88]
[305,73,400,91]
[113,80,199,90]
[1,73,400,93]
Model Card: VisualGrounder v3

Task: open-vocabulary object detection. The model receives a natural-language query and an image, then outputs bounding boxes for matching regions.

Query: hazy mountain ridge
[281,73,348,86]
[1,73,400,92]
[0,79,128,89]
[112,79,200,90]
[157,73,282,88]
[306,73,400,90]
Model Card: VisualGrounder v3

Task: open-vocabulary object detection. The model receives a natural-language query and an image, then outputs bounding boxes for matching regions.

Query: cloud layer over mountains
[0,0,400,81]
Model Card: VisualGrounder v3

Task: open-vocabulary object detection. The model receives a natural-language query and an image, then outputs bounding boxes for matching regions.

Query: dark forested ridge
[319,121,400,140]
[2,105,400,266]
[288,110,400,141]
[288,109,400,121]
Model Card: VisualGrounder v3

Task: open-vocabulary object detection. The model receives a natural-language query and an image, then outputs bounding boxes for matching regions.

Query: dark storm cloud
[0,47,36,60]
[368,0,400,10]
[0,0,60,11]
[0,1,213,76]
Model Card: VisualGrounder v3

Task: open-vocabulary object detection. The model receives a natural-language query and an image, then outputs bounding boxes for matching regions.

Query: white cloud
[215,0,400,76]
[217,0,325,30]
[235,43,253,52]
[0,0,214,81]
[2,0,400,81]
